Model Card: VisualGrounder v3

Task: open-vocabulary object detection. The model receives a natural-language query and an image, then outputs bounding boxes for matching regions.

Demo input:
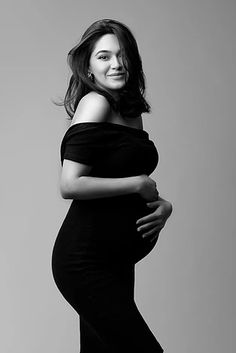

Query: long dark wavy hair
[56,19,151,119]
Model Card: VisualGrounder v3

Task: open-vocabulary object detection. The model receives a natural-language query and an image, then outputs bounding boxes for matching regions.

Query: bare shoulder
[71,92,111,125]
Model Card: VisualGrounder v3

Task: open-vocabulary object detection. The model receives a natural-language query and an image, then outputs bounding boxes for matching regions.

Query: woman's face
[89,34,128,93]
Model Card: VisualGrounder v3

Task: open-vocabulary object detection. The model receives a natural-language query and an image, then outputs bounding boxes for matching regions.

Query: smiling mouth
[108,73,125,77]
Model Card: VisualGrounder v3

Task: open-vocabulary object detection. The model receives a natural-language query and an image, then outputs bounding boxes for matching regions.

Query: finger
[146,201,162,209]
[142,227,158,238]
[142,224,165,238]
[136,212,162,226]
[137,220,163,233]
[142,226,163,239]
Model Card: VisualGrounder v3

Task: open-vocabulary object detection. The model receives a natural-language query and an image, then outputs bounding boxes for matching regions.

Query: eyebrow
[95,49,121,56]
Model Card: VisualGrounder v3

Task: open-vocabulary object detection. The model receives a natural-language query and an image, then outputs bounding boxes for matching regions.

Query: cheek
[97,69,107,77]
[94,72,107,86]
[92,63,108,77]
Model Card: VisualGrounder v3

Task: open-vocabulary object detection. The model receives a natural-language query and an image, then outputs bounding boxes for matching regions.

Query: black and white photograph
[1,1,235,352]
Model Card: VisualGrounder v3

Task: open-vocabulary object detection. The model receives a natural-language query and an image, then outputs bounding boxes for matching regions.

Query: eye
[98,55,109,60]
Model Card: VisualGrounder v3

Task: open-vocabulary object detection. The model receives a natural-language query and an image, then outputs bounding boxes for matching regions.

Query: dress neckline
[66,121,149,137]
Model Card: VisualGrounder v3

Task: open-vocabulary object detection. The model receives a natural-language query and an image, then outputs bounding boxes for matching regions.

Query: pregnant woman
[52,19,172,353]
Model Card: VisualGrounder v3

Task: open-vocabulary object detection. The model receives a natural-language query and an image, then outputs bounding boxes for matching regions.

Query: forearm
[61,175,142,200]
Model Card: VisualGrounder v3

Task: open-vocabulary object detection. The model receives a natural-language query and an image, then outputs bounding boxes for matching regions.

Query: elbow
[60,190,71,199]
[60,186,71,199]
[60,180,74,199]
[60,176,86,200]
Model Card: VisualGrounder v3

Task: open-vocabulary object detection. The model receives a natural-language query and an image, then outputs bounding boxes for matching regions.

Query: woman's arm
[60,92,158,201]
[60,159,158,201]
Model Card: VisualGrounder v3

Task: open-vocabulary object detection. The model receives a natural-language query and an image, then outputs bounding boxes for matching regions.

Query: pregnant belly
[55,195,158,264]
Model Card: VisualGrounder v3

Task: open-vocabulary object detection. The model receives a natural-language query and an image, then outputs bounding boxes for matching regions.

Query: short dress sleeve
[60,123,106,166]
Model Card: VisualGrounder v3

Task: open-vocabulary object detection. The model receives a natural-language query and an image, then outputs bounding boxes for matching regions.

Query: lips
[108,73,125,77]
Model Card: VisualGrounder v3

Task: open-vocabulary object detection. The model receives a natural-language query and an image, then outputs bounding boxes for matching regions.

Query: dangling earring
[88,71,94,82]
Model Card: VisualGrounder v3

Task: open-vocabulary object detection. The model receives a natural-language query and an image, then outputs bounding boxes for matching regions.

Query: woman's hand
[137,175,159,202]
[136,198,173,242]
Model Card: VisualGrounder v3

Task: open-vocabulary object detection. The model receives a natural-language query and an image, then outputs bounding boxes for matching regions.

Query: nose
[111,55,122,69]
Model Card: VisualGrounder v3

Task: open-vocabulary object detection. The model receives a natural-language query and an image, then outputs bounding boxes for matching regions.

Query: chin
[109,85,125,91]
[95,80,126,93]
[108,82,126,90]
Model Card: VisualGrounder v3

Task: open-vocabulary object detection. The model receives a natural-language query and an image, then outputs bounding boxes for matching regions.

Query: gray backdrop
[1,0,235,352]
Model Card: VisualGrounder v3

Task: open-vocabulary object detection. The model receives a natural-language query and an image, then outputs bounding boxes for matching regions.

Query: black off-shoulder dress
[51,122,164,352]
